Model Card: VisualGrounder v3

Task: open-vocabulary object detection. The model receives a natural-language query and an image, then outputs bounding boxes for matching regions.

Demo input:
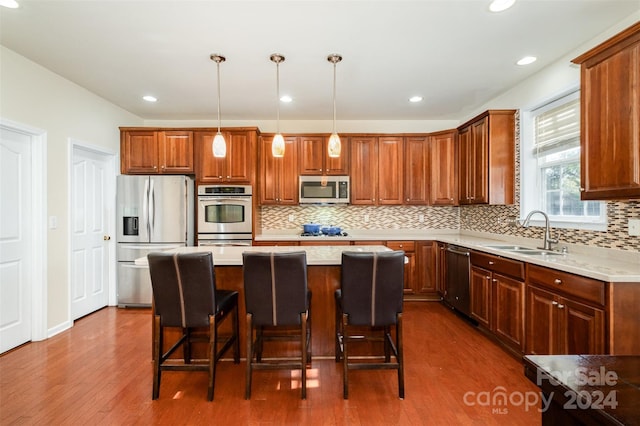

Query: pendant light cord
[276,60,280,134]
[332,61,337,134]
[216,60,222,133]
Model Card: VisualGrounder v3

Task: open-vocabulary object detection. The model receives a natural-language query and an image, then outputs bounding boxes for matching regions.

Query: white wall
[0,46,142,333]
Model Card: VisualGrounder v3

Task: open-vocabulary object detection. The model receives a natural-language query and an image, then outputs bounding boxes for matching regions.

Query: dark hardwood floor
[0,302,541,425]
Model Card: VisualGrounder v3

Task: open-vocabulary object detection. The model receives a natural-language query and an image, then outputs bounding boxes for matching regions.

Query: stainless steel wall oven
[197,185,253,246]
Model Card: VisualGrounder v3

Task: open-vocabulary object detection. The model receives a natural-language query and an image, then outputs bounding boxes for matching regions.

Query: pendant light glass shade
[270,54,286,158]
[327,54,342,158]
[212,131,226,157]
[271,133,285,157]
[210,54,227,158]
[327,133,341,158]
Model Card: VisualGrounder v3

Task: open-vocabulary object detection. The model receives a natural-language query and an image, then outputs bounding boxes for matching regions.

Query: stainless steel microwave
[299,175,350,204]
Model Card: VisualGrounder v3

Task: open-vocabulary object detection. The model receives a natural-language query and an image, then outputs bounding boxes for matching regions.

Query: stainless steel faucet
[521,210,558,251]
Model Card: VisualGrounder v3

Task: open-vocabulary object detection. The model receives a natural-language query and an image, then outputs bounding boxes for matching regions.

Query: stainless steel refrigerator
[116,175,194,307]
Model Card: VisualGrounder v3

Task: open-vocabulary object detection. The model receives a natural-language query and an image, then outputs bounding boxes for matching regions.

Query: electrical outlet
[364,214,369,223]
[288,214,294,222]
[629,219,640,236]
[418,214,425,223]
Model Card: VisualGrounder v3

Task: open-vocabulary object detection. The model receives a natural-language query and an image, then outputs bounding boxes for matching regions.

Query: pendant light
[327,54,342,158]
[210,54,227,158]
[270,54,286,157]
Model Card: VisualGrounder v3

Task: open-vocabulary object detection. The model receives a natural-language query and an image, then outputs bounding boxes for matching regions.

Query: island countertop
[134,245,392,266]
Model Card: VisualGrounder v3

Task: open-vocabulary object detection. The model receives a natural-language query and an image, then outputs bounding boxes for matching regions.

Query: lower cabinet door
[525,286,558,355]
[561,298,605,354]
[470,266,491,328]
[494,273,525,352]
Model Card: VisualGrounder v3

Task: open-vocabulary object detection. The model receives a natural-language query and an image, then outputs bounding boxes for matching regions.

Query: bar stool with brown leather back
[147,251,240,401]
[242,251,311,399]
[335,250,405,399]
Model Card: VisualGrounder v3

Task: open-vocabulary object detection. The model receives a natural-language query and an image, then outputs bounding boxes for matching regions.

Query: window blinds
[533,97,580,155]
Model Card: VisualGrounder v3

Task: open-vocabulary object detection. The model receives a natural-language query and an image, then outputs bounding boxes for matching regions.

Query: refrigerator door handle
[149,178,155,236]
[142,178,149,235]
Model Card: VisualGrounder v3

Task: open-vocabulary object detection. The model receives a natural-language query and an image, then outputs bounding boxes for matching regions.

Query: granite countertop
[134,244,392,267]
[256,230,640,283]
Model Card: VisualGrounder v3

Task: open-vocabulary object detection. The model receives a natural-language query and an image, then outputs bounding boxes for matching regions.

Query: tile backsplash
[258,201,640,251]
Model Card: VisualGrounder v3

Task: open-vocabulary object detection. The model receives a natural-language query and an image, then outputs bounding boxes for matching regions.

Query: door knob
[103,235,111,241]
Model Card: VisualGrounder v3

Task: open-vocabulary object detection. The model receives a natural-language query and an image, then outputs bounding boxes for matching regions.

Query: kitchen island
[137,245,393,359]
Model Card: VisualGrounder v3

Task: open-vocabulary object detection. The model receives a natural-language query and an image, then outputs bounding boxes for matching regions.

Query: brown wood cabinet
[259,135,298,205]
[195,129,257,184]
[525,264,605,355]
[120,129,194,174]
[457,110,515,205]
[350,136,404,205]
[386,241,416,297]
[415,241,438,300]
[299,135,349,175]
[429,130,458,206]
[404,136,430,204]
[470,251,525,352]
[572,22,640,200]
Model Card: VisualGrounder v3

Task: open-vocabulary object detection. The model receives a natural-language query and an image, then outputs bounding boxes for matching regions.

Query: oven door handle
[199,241,252,247]
[198,197,252,203]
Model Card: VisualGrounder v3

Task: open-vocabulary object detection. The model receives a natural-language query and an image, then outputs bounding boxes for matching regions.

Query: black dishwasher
[444,245,471,317]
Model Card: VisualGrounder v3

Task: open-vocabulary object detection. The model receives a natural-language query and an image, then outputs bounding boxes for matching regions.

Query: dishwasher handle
[446,246,470,256]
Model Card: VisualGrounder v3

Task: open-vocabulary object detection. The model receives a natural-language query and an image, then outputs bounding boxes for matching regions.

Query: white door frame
[0,118,48,342]
[68,139,118,320]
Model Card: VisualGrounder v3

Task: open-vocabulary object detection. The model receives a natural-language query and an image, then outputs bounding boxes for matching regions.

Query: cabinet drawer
[527,264,605,306]
[386,241,415,252]
[471,251,524,280]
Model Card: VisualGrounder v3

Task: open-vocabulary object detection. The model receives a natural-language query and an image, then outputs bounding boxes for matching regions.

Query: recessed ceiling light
[280,95,292,103]
[489,0,516,12]
[517,56,537,66]
[409,96,423,103]
[0,0,19,9]
[143,95,157,102]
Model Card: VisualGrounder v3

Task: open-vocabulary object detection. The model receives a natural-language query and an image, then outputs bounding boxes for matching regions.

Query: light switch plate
[629,219,640,236]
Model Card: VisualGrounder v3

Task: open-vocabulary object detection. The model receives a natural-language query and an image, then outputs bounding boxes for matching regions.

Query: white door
[0,128,33,353]
[70,146,111,320]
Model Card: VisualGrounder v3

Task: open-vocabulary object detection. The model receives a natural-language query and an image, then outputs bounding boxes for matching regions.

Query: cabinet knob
[469,197,475,200]
[554,279,562,285]
[153,166,157,169]
[399,244,403,248]
[485,276,491,280]
[580,187,585,192]
[450,198,454,201]
[161,165,165,170]
[492,279,497,283]
[551,301,558,305]
[406,198,409,202]
[557,304,565,309]
[488,261,494,265]
[226,175,230,179]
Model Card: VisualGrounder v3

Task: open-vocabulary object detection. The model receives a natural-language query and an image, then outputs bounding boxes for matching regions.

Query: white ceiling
[1,1,639,122]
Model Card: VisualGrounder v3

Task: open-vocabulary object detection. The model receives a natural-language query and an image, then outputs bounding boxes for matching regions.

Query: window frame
[520,88,607,231]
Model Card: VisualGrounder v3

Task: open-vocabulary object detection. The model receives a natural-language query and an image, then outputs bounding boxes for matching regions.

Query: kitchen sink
[485,245,564,256]
[485,245,534,251]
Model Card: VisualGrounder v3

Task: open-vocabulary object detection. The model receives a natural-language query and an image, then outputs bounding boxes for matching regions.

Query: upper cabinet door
[299,135,349,175]
[429,130,458,206]
[378,136,404,205]
[121,131,159,174]
[404,136,430,205]
[158,131,194,174]
[573,22,640,200]
[350,137,378,205]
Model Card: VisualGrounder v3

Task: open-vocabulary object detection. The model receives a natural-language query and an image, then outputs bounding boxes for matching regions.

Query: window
[521,90,606,231]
